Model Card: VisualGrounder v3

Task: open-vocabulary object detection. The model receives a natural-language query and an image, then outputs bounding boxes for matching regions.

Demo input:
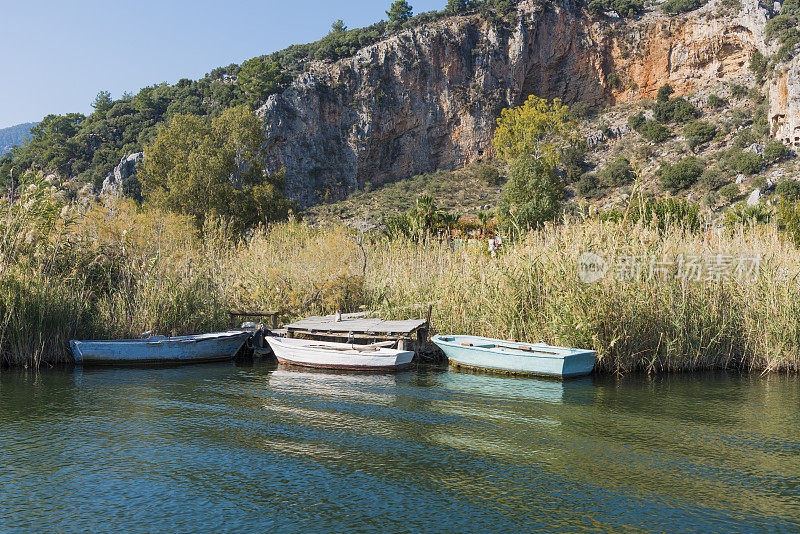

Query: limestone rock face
[769,56,800,147]
[259,0,772,205]
[101,152,143,198]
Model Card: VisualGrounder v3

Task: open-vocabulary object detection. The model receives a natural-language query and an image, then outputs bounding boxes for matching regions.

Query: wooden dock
[283,313,430,353]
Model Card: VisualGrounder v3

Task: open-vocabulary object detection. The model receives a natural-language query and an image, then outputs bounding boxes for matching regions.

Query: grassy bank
[3,183,800,373]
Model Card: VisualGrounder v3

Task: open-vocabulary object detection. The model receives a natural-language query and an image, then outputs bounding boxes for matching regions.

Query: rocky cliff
[259,0,778,205]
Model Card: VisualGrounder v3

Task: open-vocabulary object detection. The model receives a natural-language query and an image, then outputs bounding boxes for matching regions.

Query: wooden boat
[431,335,597,378]
[265,336,414,371]
[69,330,250,366]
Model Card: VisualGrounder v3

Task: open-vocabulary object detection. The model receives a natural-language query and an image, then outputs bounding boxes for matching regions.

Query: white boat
[69,330,250,366]
[265,336,414,371]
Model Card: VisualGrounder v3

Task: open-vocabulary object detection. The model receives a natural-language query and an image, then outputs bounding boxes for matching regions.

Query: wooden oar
[460,340,559,355]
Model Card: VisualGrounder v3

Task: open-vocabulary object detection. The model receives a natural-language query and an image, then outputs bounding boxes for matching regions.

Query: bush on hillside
[628,113,671,143]
[683,120,717,150]
[763,139,790,163]
[719,183,741,202]
[730,84,748,99]
[731,151,763,175]
[576,173,601,198]
[654,97,700,123]
[700,168,725,190]
[658,156,703,192]
[777,179,800,202]
[587,0,645,18]
[657,84,674,103]
[661,0,706,14]
[475,164,503,186]
[561,142,589,184]
[707,94,727,108]
[732,128,758,150]
[598,157,635,187]
[749,50,768,78]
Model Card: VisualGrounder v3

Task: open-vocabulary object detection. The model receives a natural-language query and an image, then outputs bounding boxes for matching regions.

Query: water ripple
[0,365,797,533]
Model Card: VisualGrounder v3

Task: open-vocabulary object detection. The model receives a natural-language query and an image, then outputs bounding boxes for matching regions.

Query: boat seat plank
[284,315,428,336]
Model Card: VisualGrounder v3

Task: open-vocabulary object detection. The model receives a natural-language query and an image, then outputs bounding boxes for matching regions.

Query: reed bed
[2,183,799,373]
[221,219,800,374]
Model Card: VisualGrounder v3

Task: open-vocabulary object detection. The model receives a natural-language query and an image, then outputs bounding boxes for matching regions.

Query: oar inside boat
[459,340,558,355]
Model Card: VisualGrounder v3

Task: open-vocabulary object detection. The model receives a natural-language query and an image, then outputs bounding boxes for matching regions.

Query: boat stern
[69,340,83,364]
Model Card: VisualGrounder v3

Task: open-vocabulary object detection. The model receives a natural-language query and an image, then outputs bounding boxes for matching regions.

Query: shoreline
[3,196,800,373]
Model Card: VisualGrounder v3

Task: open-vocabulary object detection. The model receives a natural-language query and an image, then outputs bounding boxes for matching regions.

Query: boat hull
[432,335,596,378]
[69,331,250,366]
[266,337,414,371]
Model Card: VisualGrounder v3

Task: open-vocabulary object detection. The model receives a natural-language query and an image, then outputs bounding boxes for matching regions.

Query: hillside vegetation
[0,123,37,157]
[0,0,517,195]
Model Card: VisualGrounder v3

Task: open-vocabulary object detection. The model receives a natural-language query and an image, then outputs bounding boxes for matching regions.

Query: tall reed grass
[2,180,799,373]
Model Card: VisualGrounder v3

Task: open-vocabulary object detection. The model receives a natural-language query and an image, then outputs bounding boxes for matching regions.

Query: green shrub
[749,50,768,76]
[569,102,594,119]
[598,157,635,187]
[719,183,740,202]
[700,168,725,190]
[628,113,671,143]
[707,94,727,108]
[659,156,703,192]
[766,14,795,40]
[657,84,674,103]
[661,0,706,14]
[654,97,700,123]
[683,120,717,150]
[730,84,748,99]
[561,143,588,184]
[587,0,645,18]
[774,34,800,63]
[778,197,800,247]
[576,173,601,198]
[763,139,789,163]
[605,71,622,89]
[732,151,763,175]
[777,179,800,201]
[628,113,645,130]
[724,202,772,228]
[733,128,758,150]
[748,88,766,104]
[476,164,503,186]
[753,104,770,137]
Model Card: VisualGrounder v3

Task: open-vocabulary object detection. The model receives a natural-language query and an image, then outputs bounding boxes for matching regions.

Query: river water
[1,362,798,533]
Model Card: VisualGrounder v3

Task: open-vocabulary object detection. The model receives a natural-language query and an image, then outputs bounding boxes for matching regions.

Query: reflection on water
[0,364,798,533]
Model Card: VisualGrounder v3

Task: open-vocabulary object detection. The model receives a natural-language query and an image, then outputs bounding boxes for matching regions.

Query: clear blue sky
[0,0,445,129]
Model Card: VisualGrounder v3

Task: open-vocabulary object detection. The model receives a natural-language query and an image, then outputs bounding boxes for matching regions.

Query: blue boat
[431,335,597,378]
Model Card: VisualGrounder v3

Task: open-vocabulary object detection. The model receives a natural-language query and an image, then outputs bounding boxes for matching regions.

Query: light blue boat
[431,335,597,379]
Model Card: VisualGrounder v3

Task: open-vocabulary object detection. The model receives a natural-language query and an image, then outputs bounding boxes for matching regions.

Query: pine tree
[331,19,347,33]
[446,0,473,14]
[386,0,413,23]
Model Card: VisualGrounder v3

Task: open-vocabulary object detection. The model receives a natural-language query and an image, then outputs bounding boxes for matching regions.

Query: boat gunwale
[70,331,250,345]
[431,334,596,360]
[266,337,413,360]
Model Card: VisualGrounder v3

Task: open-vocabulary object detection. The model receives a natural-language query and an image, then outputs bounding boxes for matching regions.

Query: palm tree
[439,212,460,237]
[477,209,494,236]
